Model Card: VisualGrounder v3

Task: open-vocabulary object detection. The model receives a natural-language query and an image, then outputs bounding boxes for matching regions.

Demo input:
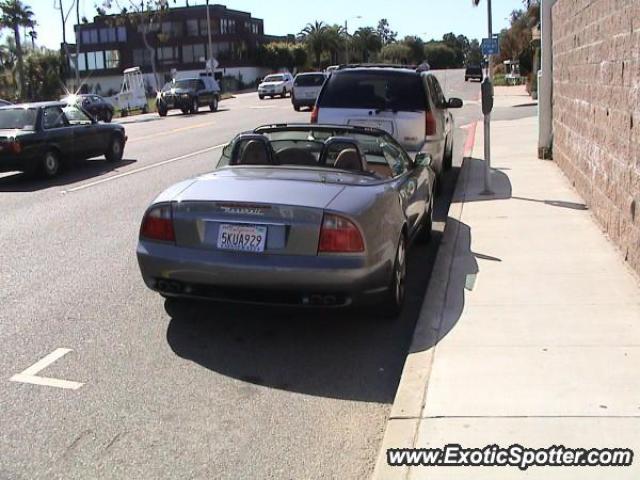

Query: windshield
[163,79,199,91]
[0,108,37,130]
[294,74,325,87]
[319,71,427,112]
[220,129,411,179]
[263,75,284,83]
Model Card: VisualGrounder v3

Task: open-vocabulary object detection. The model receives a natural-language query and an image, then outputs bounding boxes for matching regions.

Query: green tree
[324,24,345,65]
[467,38,483,65]
[299,21,329,68]
[403,36,426,64]
[424,42,457,69]
[24,48,62,100]
[376,18,396,46]
[380,42,411,64]
[352,27,382,63]
[0,0,36,99]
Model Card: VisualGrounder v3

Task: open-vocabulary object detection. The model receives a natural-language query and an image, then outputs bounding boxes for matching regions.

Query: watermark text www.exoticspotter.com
[387,444,634,470]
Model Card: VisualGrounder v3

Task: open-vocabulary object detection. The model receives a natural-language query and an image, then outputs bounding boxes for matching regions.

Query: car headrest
[238,140,269,165]
[334,149,367,172]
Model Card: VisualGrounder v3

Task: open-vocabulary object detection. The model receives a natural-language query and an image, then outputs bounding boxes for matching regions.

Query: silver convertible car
[137,124,436,314]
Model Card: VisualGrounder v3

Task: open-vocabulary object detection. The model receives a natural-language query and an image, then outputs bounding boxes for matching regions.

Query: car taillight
[425,110,436,136]
[318,213,364,253]
[7,140,21,154]
[140,205,175,242]
[310,105,319,124]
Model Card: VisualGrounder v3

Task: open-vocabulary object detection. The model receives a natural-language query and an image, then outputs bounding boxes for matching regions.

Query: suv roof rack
[337,63,418,70]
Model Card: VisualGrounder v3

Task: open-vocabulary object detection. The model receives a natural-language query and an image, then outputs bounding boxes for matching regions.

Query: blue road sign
[481,38,499,56]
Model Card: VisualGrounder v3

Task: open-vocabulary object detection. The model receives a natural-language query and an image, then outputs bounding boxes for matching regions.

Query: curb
[371,122,479,480]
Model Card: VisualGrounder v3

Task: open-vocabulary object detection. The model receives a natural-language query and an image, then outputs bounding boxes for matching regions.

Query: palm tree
[325,25,345,65]
[27,27,36,48]
[0,0,35,99]
[352,27,382,63]
[299,21,328,68]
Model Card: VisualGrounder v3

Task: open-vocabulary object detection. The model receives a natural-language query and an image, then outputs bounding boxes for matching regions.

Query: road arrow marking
[10,348,83,390]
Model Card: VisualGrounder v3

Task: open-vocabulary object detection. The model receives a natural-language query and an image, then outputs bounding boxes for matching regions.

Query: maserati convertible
[136,124,436,314]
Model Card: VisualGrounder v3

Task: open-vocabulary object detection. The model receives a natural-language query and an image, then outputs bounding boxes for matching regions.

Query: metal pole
[206,0,213,74]
[483,0,493,194]
[344,20,348,64]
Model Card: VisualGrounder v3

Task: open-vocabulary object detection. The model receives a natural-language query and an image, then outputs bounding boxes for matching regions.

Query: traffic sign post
[481,37,499,56]
[482,0,494,194]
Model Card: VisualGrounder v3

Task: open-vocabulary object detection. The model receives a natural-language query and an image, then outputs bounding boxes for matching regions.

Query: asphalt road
[0,69,505,480]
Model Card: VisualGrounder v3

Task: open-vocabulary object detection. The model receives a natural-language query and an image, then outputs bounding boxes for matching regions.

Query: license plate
[217,224,267,253]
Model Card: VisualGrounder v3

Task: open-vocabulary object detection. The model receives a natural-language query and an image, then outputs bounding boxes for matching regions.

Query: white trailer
[110,67,149,116]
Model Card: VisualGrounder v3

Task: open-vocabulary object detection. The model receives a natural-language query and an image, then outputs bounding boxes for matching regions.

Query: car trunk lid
[172,168,348,256]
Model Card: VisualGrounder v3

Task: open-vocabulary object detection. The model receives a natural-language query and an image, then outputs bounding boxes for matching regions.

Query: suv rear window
[318,71,427,112]
[294,74,325,87]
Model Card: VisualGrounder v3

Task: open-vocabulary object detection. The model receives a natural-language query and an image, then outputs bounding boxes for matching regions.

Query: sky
[32,0,524,49]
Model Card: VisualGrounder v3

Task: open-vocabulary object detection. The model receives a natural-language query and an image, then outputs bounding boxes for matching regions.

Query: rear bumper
[137,241,392,307]
[0,154,37,173]
[292,97,316,107]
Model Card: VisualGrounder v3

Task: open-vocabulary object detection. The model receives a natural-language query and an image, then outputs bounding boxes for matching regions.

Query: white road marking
[10,348,83,390]
[62,143,226,194]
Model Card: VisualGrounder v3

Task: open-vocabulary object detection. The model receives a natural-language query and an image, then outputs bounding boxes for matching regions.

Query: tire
[293,104,301,112]
[105,135,124,163]
[41,150,61,178]
[281,88,287,98]
[158,106,167,117]
[416,201,433,244]
[181,107,189,114]
[190,97,199,114]
[381,234,407,317]
[209,96,219,112]
[104,110,113,123]
[443,135,453,171]
[259,94,265,100]
[465,77,469,82]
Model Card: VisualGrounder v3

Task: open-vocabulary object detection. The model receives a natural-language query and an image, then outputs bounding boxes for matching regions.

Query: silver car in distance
[136,124,436,314]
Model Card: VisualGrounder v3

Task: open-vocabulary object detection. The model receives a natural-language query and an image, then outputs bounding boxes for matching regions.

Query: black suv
[156,77,221,116]
[465,65,484,82]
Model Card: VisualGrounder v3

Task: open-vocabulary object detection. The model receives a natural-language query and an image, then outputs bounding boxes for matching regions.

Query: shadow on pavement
[164,232,441,403]
[0,158,137,192]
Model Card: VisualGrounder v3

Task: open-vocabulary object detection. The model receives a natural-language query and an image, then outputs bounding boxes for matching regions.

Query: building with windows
[66,4,290,95]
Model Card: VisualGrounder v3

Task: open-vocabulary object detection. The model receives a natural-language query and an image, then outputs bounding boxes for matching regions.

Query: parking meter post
[481,77,494,194]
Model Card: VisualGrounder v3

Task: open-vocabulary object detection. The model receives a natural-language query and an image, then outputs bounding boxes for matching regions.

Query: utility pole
[206,0,214,74]
[482,0,494,194]
[344,20,348,65]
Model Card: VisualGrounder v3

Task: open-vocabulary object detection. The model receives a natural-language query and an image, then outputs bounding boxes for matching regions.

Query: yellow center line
[129,121,216,143]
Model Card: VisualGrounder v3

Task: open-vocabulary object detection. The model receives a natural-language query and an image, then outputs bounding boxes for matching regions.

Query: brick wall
[553,0,640,274]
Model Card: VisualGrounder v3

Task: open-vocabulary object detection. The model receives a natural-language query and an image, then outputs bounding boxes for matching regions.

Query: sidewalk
[373,88,640,479]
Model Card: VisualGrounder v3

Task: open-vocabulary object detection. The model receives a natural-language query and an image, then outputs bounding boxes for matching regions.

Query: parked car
[0,102,127,178]
[258,73,294,99]
[137,124,436,315]
[0,99,12,106]
[62,94,115,122]
[465,65,484,82]
[156,76,221,116]
[291,72,326,111]
[312,66,463,177]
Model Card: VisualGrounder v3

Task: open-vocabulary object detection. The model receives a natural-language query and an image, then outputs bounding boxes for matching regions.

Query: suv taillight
[318,214,364,253]
[310,105,319,124]
[425,110,436,136]
[140,205,175,242]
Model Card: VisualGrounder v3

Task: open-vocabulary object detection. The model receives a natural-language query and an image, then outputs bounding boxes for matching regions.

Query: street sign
[481,37,499,56]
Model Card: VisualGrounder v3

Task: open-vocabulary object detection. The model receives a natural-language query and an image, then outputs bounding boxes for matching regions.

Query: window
[0,108,38,130]
[133,48,152,66]
[99,27,116,43]
[319,71,427,111]
[156,46,178,65]
[186,19,199,36]
[199,19,218,36]
[294,74,326,87]
[182,44,205,64]
[63,105,93,126]
[105,50,120,69]
[116,26,126,42]
[81,28,98,44]
[86,51,105,70]
[160,21,182,37]
[382,142,410,177]
[42,107,67,129]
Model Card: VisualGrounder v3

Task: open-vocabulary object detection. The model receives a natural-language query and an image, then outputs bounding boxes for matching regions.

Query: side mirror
[447,97,463,109]
[415,152,433,167]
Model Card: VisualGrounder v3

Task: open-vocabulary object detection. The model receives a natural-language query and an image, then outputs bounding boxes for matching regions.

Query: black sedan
[62,94,115,122]
[0,102,127,178]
